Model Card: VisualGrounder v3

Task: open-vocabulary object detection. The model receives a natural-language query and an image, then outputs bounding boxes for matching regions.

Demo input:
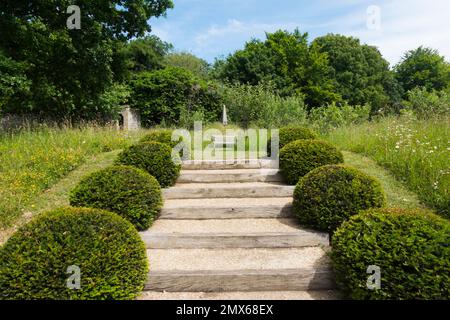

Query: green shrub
[309,102,371,133]
[280,140,344,185]
[293,165,386,233]
[116,142,181,188]
[69,166,162,231]
[220,83,308,128]
[0,207,148,300]
[268,126,317,155]
[140,129,175,145]
[404,87,450,119]
[129,67,222,126]
[331,208,450,300]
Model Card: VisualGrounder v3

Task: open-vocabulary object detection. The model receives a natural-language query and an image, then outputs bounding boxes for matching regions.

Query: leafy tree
[312,34,401,112]
[165,52,210,79]
[129,67,222,126]
[214,29,340,108]
[395,46,450,93]
[0,0,173,119]
[126,35,173,73]
[0,50,31,112]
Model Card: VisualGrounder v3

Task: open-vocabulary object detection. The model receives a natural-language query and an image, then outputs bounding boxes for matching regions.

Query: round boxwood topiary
[140,129,190,160]
[331,208,450,300]
[280,139,344,185]
[140,129,179,147]
[268,126,318,155]
[293,165,386,233]
[0,207,148,300]
[69,165,162,231]
[115,142,181,188]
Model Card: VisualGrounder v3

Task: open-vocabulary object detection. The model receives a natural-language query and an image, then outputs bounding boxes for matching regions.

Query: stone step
[178,169,283,183]
[160,198,293,219]
[163,182,294,199]
[145,247,334,292]
[140,219,329,249]
[182,159,278,170]
[140,290,340,300]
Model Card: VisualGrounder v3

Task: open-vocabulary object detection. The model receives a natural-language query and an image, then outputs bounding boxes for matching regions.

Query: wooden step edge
[145,268,335,292]
[142,232,330,249]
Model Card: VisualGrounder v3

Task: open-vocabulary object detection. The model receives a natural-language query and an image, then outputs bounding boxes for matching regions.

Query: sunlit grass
[0,125,146,228]
[325,116,449,217]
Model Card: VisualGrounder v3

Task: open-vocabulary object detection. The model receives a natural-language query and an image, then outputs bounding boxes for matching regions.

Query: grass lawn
[343,151,425,209]
[0,126,146,230]
[325,116,449,217]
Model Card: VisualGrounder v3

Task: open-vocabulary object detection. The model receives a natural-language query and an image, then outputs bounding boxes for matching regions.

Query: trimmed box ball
[140,129,189,160]
[140,129,180,147]
[268,126,318,155]
[293,165,386,233]
[280,139,344,185]
[0,207,148,300]
[70,165,162,231]
[116,141,181,188]
[332,208,450,300]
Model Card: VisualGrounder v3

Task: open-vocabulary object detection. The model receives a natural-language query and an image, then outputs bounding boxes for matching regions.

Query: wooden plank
[159,204,293,219]
[182,160,278,170]
[142,232,329,249]
[145,268,335,292]
[163,185,294,199]
[178,171,284,183]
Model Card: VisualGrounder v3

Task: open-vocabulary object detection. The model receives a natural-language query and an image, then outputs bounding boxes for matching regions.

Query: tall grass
[0,125,144,228]
[325,115,449,217]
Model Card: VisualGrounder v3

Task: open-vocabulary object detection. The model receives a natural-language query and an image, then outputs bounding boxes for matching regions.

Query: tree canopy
[164,52,210,79]
[214,29,340,107]
[395,46,450,94]
[0,0,173,119]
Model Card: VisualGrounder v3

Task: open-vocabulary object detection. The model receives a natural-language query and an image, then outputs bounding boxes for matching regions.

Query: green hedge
[293,165,386,233]
[116,142,181,188]
[280,139,344,185]
[0,207,148,300]
[269,126,317,154]
[69,166,162,231]
[332,208,450,300]
[140,129,179,147]
[140,129,189,159]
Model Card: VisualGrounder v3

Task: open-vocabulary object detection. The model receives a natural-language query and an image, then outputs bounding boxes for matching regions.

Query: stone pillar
[120,106,141,131]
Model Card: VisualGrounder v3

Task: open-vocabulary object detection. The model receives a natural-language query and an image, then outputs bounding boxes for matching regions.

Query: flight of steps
[140,159,338,300]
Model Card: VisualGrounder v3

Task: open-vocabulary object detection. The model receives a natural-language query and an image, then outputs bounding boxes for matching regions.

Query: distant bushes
[116,142,181,188]
[404,87,450,119]
[293,165,386,233]
[0,207,148,300]
[220,83,308,128]
[309,102,371,132]
[129,67,222,127]
[332,208,450,300]
[70,166,162,231]
[280,140,344,185]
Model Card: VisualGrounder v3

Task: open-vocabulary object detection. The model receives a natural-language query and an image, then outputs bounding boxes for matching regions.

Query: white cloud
[320,0,450,65]
[194,19,298,54]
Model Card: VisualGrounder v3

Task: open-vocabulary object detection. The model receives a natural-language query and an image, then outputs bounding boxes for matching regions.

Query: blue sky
[149,0,450,66]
